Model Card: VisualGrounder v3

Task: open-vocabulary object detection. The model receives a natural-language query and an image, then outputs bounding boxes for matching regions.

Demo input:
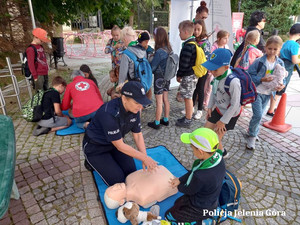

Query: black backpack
[22,45,37,78]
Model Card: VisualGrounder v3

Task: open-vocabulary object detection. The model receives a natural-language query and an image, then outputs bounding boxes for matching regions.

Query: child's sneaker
[181,108,194,115]
[147,121,160,130]
[176,117,192,127]
[246,136,256,150]
[194,110,202,120]
[160,119,169,126]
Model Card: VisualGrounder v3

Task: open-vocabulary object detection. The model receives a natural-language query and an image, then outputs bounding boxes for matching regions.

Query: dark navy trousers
[83,136,136,186]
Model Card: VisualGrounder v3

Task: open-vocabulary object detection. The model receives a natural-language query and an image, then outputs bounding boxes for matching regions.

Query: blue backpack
[224,68,257,106]
[123,49,152,92]
[215,170,242,224]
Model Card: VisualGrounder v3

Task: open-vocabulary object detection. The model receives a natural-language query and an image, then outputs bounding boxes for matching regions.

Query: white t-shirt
[256,60,276,95]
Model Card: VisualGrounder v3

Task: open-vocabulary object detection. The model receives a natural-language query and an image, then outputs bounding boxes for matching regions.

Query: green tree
[30,0,101,25]
[241,0,300,35]
[100,0,131,29]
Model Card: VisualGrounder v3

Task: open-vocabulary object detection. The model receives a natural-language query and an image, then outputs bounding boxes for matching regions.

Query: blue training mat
[93,145,187,225]
[55,111,85,136]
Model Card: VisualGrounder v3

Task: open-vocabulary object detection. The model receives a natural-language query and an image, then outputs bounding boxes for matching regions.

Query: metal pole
[137,0,140,29]
[0,88,7,115]
[190,0,194,21]
[150,0,154,34]
[6,57,22,111]
[28,0,36,29]
[238,0,242,12]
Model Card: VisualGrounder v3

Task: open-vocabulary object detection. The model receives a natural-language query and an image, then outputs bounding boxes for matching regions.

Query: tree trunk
[129,15,134,27]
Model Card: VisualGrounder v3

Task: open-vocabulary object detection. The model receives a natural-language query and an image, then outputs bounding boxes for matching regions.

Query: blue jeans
[248,93,270,137]
[74,111,97,129]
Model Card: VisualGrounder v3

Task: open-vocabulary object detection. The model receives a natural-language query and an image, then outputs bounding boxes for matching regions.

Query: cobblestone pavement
[1,68,299,225]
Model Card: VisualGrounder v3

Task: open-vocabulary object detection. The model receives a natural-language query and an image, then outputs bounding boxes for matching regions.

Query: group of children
[27,4,299,223]
[32,64,104,136]
[101,13,298,224]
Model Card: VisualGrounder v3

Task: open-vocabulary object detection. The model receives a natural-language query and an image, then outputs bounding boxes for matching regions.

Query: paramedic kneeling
[82,81,158,186]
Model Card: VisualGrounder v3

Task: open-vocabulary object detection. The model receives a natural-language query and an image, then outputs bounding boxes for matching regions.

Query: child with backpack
[105,25,126,69]
[138,31,155,61]
[203,48,241,157]
[118,26,152,93]
[32,76,72,136]
[190,19,211,120]
[203,30,231,110]
[147,27,172,129]
[26,28,51,91]
[246,36,285,150]
[165,127,225,224]
[137,31,154,100]
[267,24,300,116]
[176,20,199,127]
[234,30,263,70]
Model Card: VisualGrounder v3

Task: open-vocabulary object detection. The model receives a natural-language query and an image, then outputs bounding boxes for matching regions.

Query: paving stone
[67,206,79,215]
[65,216,78,225]
[45,209,57,219]
[0,217,12,225]
[41,203,53,211]
[14,219,31,225]
[35,219,48,225]
[26,204,41,216]
[88,208,101,218]
[30,212,44,224]
[44,196,56,203]
[80,219,92,225]
[12,211,28,224]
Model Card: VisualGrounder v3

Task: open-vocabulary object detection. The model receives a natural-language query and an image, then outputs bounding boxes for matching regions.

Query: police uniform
[83,97,141,186]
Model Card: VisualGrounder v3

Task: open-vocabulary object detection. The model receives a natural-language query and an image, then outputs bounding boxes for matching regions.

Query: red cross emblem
[75,81,90,91]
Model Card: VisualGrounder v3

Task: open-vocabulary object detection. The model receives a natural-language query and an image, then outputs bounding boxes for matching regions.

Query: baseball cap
[290,23,300,35]
[202,48,233,71]
[121,81,152,106]
[180,128,219,153]
[138,32,150,43]
[32,28,51,43]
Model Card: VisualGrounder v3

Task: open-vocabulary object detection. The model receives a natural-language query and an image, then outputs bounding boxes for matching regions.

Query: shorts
[38,116,68,128]
[154,72,170,95]
[208,108,240,131]
[179,74,198,99]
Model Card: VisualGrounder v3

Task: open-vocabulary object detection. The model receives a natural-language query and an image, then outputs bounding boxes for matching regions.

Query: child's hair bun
[200,1,206,7]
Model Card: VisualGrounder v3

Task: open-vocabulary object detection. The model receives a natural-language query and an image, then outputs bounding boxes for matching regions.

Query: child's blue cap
[202,48,233,71]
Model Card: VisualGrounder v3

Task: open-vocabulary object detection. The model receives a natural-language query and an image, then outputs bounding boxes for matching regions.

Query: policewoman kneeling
[82,81,158,186]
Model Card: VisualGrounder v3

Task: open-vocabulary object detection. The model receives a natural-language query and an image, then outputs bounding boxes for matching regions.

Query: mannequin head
[104,183,127,209]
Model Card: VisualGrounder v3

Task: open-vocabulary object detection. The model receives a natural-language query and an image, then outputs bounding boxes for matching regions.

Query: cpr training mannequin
[117,202,161,225]
[104,165,178,209]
